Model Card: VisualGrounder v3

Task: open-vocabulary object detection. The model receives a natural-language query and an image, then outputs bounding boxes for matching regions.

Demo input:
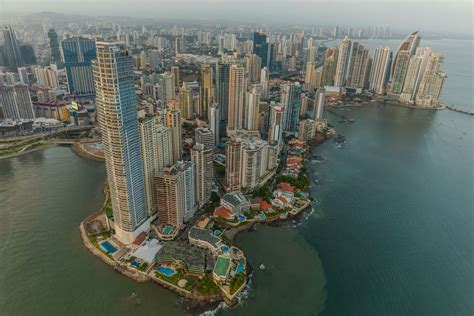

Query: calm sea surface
[0,39,472,316]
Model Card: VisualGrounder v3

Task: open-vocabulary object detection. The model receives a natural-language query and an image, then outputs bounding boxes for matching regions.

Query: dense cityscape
[0,9,471,314]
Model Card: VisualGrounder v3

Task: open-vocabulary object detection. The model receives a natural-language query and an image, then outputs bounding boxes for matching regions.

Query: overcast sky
[1,0,472,35]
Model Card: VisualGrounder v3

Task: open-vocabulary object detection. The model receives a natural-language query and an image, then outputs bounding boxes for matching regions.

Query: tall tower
[166,109,182,163]
[199,64,213,119]
[322,47,338,86]
[280,82,302,132]
[227,64,245,132]
[155,165,185,228]
[208,103,220,146]
[260,67,270,99]
[225,138,242,192]
[191,143,214,208]
[400,47,432,102]
[268,104,285,144]
[159,72,175,104]
[48,28,62,68]
[253,32,268,69]
[346,43,371,89]
[0,84,35,120]
[334,37,352,87]
[390,31,420,94]
[62,36,96,97]
[171,66,180,87]
[314,88,326,120]
[93,41,147,243]
[415,52,446,106]
[369,46,392,94]
[216,62,230,129]
[179,83,193,119]
[246,54,261,82]
[245,86,260,131]
[3,27,23,71]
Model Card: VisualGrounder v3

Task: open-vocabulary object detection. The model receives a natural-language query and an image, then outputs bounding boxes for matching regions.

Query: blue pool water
[163,226,172,235]
[236,264,244,274]
[258,213,266,220]
[213,230,221,236]
[100,241,117,254]
[131,261,141,268]
[236,214,246,222]
[222,246,229,253]
[157,266,176,277]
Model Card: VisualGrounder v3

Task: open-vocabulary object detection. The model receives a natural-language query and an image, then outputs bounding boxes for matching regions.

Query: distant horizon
[0,0,472,36]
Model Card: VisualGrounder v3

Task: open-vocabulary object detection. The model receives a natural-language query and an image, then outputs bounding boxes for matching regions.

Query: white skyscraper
[260,67,270,100]
[369,46,392,94]
[191,143,214,208]
[334,36,352,87]
[245,86,260,131]
[208,103,220,146]
[227,64,245,131]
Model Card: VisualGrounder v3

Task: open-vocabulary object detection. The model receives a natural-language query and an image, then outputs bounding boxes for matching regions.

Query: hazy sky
[1,0,472,35]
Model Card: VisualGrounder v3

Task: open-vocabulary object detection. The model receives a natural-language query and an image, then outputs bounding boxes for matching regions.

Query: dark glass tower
[2,27,23,71]
[216,62,230,131]
[252,32,268,69]
[61,37,96,97]
[48,28,62,68]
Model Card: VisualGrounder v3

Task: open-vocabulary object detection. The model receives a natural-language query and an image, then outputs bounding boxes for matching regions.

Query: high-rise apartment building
[179,83,193,119]
[0,84,35,120]
[253,32,268,69]
[346,43,371,89]
[415,52,446,107]
[334,37,352,87]
[208,103,220,146]
[195,127,214,149]
[216,62,230,128]
[280,81,302,132]
[2,27,23,71]
[62,36,96,97]
[165,109,182,162]
[260,67,270,100]
[369,46,392,94]
[199,64,213,119]
[322,47,338,86]
[246,54,261,82]
[191,143,214,208]
[390,31,420,94]
[225,138,242,191]
[268,104,285,144]
[159,72,175,104]
[48,28,62,67]
[244,86,260,131]
[93,41,147,243]
[227,64,245,131]
[399,47,432,103]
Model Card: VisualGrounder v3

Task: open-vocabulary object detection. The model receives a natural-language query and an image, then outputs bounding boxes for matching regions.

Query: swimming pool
[236,264,244,274]
[258,213,266,220]
[131,261,141,268]
[163,225,173,235]
[213,229,221,236]
[236,214,246,222]
[222,246,229,253]
[157,266,176,277]
[100,241,117,253]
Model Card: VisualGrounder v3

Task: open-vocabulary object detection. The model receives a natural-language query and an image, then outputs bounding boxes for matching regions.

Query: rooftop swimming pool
[213,229,221,236]
[131,261,141,268]
[100,241,117,254]
[236,264,244,274]
[163,225,173,235]
[157,266,176,277]
[236,214,247,222]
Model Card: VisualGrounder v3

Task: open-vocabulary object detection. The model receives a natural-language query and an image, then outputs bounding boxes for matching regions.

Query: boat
[334,134,346,144]
[259,264,266,270]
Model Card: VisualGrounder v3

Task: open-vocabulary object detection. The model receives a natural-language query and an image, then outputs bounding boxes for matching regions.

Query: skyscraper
[244,86,260,131]
[199,64,213,119]
[93,41,147,243]
[390,31,420,94]
[225,137,242,191]
[322,47,338,86]
[346,42,371,89]
[280,81,302,132]
[179,83,193,119]
[191,143,214,208]
[139,115,159,216]
[268,104,285,144]
[0,84,35,120]
[216,62,230,129]
[260,67,270,99]
[2,27,23,71]
[48,28,62,67]
[195,127,214,149]
[208,103,220,146]
[246,54,261,82]
[253,32,268,69]
[369,46,392,94]
[159,72,175,104]
[415,52,446,107]
[166,109,182,162]
[155,165,185,228]
[400,47,432,102]
[334,37,352,87]
[227,64,245,131]
[171,66,180,88]
[62,36,96,97]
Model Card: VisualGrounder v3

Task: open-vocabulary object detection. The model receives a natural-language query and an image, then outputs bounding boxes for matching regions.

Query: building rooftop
[221,191,248,208]
[188,227,221,248]
[155,241,205,270]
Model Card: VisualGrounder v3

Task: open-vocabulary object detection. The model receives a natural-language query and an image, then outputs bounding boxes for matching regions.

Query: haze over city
[1,0,473,35]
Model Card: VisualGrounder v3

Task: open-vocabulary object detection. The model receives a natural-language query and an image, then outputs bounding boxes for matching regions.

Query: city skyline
[0,1,472,36]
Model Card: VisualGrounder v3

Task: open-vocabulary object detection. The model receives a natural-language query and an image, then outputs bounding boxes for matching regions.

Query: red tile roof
[133,231,147,245]
[260,200,272,210]
[214,206,235,219]
[278,182,294,192]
